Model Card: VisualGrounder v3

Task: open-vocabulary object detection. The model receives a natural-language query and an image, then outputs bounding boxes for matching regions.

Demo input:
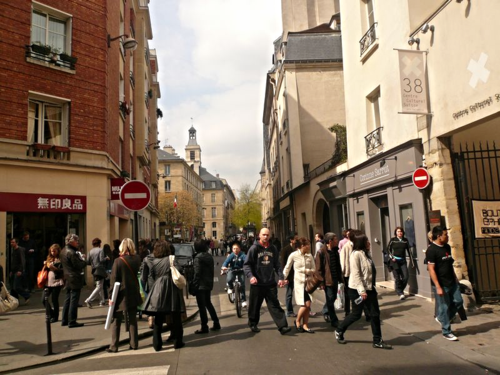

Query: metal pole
[134,210,139,249]
[44,287,54,355]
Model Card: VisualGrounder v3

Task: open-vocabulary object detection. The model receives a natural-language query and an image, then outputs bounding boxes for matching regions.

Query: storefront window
[356,212,366,234]
[399,204,415,248]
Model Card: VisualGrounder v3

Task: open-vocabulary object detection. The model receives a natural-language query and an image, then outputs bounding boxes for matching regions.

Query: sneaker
[242,301,247,308]
[443,333,458,341]
[399,295,406,300]
[309,311,317,317]
[286,312,297,317]
[323,314,331,323]
[99,301,107,306]
[85,300,93,309]
[435,317,441,325]
[335,330,346,344]
[227,289,233,295]
[249,325,260,333]
[373,340,393,349]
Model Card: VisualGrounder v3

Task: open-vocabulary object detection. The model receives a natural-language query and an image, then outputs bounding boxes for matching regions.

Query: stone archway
[313,196,330,235]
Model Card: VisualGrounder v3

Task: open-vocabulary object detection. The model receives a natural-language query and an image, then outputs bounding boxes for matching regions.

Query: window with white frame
[164,164,170,176]
[31,3,72,54]
[365,0,375,29]
[366,87,381,133]
[211,207,217,218]
[28,96,69,145]
[164,180,171,192]
[212,222,217,229]
[203,208,206,218]
[211,193,215,203]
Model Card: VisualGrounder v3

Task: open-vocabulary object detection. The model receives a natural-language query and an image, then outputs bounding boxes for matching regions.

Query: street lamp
[107,34,138,51]
[147,140,161,149]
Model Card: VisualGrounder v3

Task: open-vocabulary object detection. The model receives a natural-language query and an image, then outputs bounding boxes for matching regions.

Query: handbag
[0,282,19,313]
[37,267,49,289]
[305,271,323,294]
[169,255,187,290]
[335,283,345,310]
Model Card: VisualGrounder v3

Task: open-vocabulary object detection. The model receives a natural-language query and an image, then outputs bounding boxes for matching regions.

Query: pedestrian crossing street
[55,366,170,375]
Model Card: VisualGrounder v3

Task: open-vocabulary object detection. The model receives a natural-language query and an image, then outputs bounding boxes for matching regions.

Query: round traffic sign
[119,180,151,211]
[412,168,430,189]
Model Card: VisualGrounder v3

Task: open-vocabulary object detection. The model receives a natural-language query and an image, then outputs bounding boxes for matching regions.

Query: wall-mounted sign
[110,178,126,200]
[397,49,430,115]
[472,200,500,238]
[0,192,86,213]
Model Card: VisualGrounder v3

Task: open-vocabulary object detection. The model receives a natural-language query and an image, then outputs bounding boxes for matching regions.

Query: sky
[148,0,283,194]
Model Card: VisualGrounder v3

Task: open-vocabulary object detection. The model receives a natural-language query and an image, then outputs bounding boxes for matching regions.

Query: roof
[285,32,342,63]
[199,167,224,190]
[157,149,182,161]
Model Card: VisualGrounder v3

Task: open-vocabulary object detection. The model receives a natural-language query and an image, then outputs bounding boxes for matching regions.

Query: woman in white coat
[283,237,316,333]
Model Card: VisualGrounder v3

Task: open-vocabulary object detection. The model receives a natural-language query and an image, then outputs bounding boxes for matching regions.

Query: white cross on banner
[397,49,430,115]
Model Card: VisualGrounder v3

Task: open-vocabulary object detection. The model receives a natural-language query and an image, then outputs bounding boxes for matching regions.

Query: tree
[158,191,200,238]
[232,184,262,232]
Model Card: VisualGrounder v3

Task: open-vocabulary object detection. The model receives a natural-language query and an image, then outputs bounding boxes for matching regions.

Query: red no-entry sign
[412,168,430,189]
[119,180,151,211]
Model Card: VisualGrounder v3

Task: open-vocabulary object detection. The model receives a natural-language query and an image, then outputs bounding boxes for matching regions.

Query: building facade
[0,0,160,282]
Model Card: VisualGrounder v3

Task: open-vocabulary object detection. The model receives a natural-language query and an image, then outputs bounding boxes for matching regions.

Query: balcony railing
[364,126,383,155]
[25,45,77,70]
[304,158,337,181]
[359,23,377,57]
[27,143,70,160]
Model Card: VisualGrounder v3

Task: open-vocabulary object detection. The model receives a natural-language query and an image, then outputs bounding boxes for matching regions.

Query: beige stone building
[338,0,500,300]
[260,1,347,244]
[157,145,203,240]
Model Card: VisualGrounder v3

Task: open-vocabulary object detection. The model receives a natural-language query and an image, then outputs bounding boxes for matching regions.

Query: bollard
[44,287,54,355]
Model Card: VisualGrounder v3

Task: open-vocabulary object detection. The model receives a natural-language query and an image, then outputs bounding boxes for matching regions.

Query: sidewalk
[374,284,500,373]
[0,287,199,374]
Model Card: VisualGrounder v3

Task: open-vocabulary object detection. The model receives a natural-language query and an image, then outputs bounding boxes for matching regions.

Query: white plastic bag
[335,283,344,310]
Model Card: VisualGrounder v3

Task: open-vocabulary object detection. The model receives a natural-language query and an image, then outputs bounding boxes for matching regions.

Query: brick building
[0,0,160,282]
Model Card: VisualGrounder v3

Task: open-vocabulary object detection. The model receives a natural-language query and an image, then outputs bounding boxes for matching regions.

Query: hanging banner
[472,200,500,238]
[397,49,430,115]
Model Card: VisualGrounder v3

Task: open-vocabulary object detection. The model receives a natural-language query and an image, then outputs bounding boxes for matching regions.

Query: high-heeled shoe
[294,320,304,333]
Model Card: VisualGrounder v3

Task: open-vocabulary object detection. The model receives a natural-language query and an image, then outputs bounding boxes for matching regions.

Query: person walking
[42,244,64,322]
[283,237,317,333]
[60,234,86,328]
[85,238,108,308]
[315,232,343,328]
[386,227,413,300]
[426,226,464,341]
[339,229,357,317]
[142,240,185,351]
[106,238,143,352]
[335,233,392,349]
[102,243,113,301]
[280,235,298,317]
[9,238,30,304]
[243,228,291,335]
[192,240,221,334]
[18,231,38,292]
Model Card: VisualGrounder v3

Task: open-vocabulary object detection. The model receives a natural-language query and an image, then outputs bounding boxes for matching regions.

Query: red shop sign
[0,192,86,213]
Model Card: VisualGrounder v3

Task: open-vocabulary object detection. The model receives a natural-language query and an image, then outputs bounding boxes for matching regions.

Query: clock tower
[185,126,202,175]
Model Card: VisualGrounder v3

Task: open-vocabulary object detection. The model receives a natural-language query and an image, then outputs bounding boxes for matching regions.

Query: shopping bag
[138,276,147,311]
[335,283,344,310]
[0,282,19,313]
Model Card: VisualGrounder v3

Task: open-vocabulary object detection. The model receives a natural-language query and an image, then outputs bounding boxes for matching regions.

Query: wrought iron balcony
[365,127,383,155]
[304,158,336,181]
[359,23,377,57]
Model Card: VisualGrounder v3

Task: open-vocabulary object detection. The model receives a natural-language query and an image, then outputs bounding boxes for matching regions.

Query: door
[380,207,391,280]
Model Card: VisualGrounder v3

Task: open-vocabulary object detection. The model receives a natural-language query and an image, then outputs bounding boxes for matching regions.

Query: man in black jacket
[9,238,30,303]
[60,234,87,328]
[244,228,291,335]
[18,231,38,292]
[193,240,220,334]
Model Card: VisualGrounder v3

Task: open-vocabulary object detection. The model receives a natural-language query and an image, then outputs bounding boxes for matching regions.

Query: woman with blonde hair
[106,238,143,353]
[42,244,65,322]
[283,237,317,333]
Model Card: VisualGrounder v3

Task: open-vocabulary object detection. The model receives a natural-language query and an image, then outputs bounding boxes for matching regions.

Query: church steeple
[185,124,202,175]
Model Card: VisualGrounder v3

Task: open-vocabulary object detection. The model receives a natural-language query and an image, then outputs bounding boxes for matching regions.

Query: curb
[0,310,199,375]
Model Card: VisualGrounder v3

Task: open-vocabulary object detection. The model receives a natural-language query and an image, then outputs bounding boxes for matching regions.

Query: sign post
[119,181,151,246]
[412,168,431,189]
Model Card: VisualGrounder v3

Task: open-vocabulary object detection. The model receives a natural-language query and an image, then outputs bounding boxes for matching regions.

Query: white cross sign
[467,52,490,89]
[402,55,422,76]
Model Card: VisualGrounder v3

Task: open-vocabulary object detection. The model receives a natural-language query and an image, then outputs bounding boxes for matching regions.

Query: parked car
[173,242,195,283]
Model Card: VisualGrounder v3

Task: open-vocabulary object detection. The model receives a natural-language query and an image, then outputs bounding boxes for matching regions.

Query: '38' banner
[397,49,430,115]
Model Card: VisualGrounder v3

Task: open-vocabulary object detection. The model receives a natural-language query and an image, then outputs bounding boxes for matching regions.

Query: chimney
[216,174,219,178]
[163,145,175,154]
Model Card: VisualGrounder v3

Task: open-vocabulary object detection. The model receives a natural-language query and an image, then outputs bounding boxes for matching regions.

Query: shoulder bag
[169,255,186,290]
[37,266,49,289]
[0,282,19,313]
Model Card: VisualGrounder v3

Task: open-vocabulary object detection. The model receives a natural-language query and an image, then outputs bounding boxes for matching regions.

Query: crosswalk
[55,366,170,375]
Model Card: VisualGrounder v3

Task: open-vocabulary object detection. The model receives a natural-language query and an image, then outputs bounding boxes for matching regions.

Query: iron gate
[453,142,500,301]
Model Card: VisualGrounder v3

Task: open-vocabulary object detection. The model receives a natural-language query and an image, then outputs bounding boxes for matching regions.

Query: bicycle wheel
[234,282,242,318]
[228,286,234,303]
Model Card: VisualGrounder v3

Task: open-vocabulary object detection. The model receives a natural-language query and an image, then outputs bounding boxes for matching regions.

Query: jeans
[337,288,382,344]
[248,285,288,330]
[433,283,464,335]
[62,288,81,325]
[42,286,62,321]
[227,270,246,301]
[196,289,219,330]
[87,276,105,304]
[392,259,409,296]
[10,273,30,301]
[321,282,339,325]
[285,280,294,314]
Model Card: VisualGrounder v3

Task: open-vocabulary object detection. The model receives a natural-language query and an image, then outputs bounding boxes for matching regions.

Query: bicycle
[221,268,245,318]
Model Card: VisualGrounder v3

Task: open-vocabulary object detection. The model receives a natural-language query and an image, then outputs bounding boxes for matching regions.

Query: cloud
[149,0,282,191]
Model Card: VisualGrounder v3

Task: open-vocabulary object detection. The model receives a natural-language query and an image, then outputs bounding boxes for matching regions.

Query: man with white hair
[60,234,87,328]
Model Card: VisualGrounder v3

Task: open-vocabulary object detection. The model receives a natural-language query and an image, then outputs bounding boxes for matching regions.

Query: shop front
[344,139,432,298]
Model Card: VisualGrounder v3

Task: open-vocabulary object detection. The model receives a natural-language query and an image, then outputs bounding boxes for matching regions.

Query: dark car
[173,243,195,282]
